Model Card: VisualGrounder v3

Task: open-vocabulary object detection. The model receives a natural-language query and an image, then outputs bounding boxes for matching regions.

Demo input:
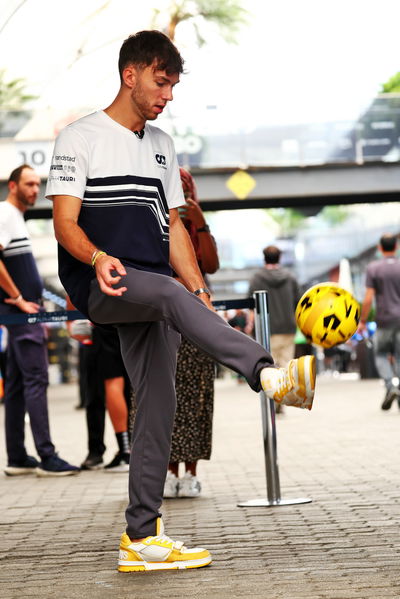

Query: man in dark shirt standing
[248,245,301,413]
[248,245,300,367]
[0,164,79,476]
[359,233,400,410]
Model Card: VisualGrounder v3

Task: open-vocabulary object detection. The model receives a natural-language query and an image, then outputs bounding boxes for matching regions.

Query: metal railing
[237,291,312,507]
[0,291,311,507]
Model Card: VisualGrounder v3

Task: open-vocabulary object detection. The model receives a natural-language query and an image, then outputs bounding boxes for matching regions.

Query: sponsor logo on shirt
[155,153,167,169]
[48,175,76,182]
[51,164,76,172]
[54,154,76,162]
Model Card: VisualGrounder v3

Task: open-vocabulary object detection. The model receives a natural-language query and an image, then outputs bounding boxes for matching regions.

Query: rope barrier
[0,299,255,326]
[0,310,85,326]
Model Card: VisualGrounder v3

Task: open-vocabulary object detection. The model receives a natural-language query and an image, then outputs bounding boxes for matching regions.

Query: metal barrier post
[238,290,312,507]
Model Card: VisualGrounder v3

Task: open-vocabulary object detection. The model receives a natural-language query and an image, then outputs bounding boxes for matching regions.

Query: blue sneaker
[36,454,80,477]
[4,455,40,476]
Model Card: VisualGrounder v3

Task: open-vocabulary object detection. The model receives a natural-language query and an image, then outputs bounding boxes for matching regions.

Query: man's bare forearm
[0,259,20,298]
[169,217,205,292]
[0,259,40,312]
[54,218,98,266]
[52,196,101,265]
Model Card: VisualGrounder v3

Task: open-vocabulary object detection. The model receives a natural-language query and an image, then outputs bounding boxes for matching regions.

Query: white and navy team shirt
[0,201,43,307]
[45,110,185,315]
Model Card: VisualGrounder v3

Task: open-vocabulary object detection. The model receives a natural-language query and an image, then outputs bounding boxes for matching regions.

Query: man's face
[130,63,180,122]
[13,168,40,208]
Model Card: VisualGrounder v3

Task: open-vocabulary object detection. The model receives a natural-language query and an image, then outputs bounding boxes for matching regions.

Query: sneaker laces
[274,370,291,398]
[149,534,185,551]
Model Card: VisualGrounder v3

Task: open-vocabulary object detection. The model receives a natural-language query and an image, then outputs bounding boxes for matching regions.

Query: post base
[237,497,312,507]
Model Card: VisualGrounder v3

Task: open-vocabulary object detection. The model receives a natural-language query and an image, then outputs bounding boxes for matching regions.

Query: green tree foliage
[319,205,349,226]
[0,69,36,109]
[381,72,400,94]
[152,0,248,44]
[267,208,306,235]
[268,206,350,236]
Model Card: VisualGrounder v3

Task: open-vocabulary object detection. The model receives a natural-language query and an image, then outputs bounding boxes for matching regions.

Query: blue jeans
[5,323,55,462]
[373,326,400,390]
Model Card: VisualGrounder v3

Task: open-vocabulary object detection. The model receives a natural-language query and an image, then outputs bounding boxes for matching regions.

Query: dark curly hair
[118,30,184,81]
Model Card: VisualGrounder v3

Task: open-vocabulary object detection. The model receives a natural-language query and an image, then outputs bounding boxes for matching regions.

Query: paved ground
[1,374,400,599]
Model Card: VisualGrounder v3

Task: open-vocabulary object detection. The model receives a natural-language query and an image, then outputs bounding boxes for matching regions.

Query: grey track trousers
[88,267,273,539]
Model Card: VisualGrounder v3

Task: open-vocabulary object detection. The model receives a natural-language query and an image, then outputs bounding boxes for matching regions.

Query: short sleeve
[164,137,184,209]
[0,208,11,250]
[365,264,375,289]
[45,127,89,201]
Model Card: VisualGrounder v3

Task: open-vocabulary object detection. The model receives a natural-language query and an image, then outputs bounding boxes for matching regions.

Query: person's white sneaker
[260,355,316,410]
[163,471,179,498]
[178,472,201,498]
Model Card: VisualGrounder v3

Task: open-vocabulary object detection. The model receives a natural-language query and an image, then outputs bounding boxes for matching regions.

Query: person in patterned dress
[163,168,219,498]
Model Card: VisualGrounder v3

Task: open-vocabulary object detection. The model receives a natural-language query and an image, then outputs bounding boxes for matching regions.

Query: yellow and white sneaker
[118,518,211,572]
[260,355,316,410]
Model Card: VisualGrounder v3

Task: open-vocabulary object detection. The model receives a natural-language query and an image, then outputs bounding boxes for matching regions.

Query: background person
[227,309,250,384]
[67,299,131,471]
[247,245,301,411]
[96,325,131,471]
[0,165,79,476]
[247,245,300,364]
[359,233,400,410]
[163,167,219,498]
[70,318,107,468]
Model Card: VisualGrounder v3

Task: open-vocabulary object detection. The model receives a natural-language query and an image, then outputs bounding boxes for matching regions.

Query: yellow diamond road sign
[226,170,256,200]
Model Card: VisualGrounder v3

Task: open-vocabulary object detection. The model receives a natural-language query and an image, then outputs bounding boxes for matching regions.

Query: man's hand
[194,292,215,312]
[4,297,40,313]
[94,254,127,296]
[67,319,93,344]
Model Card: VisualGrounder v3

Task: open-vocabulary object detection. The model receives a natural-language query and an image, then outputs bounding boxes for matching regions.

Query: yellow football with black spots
[295,283,360,348]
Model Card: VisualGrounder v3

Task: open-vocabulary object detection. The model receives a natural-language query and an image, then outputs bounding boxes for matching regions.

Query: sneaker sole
[4,467,37,476]
[104,465,130,473]
[177,490,201,498]
[302,355,316,403]
[118,556,212,571]
[81,463,104,471]
[177,493,201,498]
[299,354,316,409]
[36,468,80,477]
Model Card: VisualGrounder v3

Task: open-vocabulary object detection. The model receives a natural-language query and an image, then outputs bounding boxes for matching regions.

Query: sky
[1,0,400,133]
